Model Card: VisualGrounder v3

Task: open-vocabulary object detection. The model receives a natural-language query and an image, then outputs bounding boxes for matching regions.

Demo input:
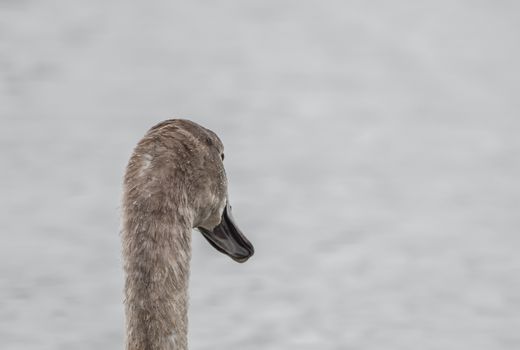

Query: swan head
[144,119,254,263]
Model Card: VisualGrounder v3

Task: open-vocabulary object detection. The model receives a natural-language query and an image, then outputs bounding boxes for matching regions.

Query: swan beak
[198,202,254,263]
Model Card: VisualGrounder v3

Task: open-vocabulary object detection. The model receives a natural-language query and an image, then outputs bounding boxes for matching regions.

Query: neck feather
[122,195,193,350]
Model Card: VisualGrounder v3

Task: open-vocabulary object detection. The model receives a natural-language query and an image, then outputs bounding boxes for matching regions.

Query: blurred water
[1,1,519,349]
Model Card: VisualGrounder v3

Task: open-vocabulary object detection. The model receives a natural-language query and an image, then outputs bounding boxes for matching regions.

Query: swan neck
[123,205,193,350]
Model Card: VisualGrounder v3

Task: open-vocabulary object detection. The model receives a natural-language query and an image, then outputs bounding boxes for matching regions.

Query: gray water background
[1,1,519,349]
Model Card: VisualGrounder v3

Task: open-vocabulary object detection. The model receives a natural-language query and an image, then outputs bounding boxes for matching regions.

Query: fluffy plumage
[121,119,232,350]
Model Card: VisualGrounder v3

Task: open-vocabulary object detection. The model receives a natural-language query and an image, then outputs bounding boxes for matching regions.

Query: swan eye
[221,153,225,161]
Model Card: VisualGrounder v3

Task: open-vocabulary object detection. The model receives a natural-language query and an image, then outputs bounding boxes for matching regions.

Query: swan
[121,119,254,350]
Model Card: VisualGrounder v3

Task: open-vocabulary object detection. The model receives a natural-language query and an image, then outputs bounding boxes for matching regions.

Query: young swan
[122,119,254,350]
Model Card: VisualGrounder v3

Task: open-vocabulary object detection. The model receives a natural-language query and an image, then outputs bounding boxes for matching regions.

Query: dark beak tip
[232,254,252,263]
[231,245,254,263]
